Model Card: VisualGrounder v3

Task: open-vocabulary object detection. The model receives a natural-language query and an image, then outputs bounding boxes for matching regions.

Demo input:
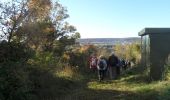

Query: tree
[0,0,79,54]
[72,32,81,39]
[28,0,52,20]
[0,0,28,43]
[0,0,51,42]
[0,0,80,99]
[24,2,78,52]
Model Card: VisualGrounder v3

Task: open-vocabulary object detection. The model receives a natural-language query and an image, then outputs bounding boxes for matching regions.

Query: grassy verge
[60,66,170,100]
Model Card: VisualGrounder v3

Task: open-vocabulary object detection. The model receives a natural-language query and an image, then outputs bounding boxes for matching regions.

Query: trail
[60,68,137,100]
[60,66,170,100]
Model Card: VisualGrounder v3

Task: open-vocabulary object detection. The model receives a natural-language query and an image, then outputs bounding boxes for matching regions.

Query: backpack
[91,57,97,67]
[98,59,105,69]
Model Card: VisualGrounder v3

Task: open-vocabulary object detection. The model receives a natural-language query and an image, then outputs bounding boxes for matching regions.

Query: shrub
[0,42,35,100]
[114,43,141,64]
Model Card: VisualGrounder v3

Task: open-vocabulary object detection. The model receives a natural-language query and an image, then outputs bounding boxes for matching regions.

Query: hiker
[116,58,122,76]
[103,57,108,77]
[123,59,127,70]
[97,55,107,81]
[108,53,119,79]
[121,59,127,70]
[126,60,131,68]
[89,54,98,73]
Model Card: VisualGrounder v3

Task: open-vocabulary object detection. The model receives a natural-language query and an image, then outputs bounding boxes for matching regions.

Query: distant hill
[77,37,140,45]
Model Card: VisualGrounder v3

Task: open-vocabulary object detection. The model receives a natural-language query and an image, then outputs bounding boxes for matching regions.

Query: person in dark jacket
[108,53,119,79]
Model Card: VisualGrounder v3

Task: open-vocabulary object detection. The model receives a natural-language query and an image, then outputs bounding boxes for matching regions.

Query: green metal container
[139,28,170,80]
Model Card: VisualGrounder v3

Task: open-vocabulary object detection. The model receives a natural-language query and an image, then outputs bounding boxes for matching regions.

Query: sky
[59,0,170,38]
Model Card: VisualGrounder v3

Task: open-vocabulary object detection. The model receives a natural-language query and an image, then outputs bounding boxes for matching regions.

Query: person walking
[89,54,98,73]
[108,53,119,79]
[97,55,107,81]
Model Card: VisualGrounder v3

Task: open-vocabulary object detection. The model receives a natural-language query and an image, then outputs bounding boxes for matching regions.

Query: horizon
[79,37,140,39]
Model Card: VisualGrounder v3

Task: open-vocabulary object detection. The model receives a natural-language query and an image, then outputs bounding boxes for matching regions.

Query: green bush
[0,42,35,100]
[0,62,36,100]
[0,42,33,63]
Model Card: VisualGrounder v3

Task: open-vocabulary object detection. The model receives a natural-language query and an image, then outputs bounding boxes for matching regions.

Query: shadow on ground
[58,66,170,100]
[61,88,159,100]
[58,66,160,100]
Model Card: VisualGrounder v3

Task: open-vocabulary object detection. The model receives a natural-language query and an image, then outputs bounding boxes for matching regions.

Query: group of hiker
[89,53,131,81]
